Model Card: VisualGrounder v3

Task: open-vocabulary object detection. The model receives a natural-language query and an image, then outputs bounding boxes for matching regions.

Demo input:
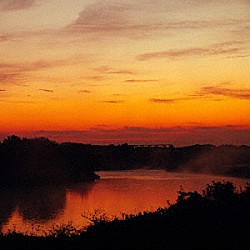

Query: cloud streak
[78,90,91,94]
[0,0,38,11]
[96,66,135,75]
[149,96,199,104]
[125,79,158,83]
[0,56,87,73]
[64,0,250,40]
[137,41,244,60]
[149,85,250,104]
[149,98,177,104]
[66,1,150,39]
[0,34,14,42]
[0,72,24,85]
[0,56,86,85]
[38,89,54,93]
[198,86,250,100]
[103,100,125,104]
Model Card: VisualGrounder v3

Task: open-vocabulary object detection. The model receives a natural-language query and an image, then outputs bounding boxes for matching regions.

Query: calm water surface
[1,170,248,234]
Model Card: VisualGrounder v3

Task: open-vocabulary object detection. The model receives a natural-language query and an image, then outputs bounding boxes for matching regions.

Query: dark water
[0,170,247,235]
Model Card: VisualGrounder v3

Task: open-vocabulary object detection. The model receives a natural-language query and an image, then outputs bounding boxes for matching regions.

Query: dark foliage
[0,136,99,189]
[82,181,250,250]
[1,181,250,249]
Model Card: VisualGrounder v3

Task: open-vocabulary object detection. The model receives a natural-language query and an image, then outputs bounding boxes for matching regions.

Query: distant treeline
[0,136,250,188]
[90,143,250,178]
[0,136,99,188]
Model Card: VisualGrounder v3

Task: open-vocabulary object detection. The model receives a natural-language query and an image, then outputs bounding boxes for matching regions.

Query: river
[0,170,248,235]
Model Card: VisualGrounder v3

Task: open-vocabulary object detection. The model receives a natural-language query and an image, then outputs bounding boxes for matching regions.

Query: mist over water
[1,170,247,235]
[180,148,247,175]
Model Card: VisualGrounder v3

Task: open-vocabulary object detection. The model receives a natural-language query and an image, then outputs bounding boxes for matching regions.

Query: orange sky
[0,0,250,145]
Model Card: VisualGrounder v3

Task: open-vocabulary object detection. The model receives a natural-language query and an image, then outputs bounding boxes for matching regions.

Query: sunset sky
[0,0,249,145]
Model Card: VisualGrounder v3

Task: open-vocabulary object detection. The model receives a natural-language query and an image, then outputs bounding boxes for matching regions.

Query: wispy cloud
[86,76,106,82]
[0,56,87,73]
[198,86,250,100]
[38,88,54,93]
[96,66,135,75]
[149,97,195,104]
[149,98,176,104]
[124,79,158,83]
[67,12,222,39]
[0,0,38,12]
[0,56,86,85]
[0,72,24,84]
[137,41,244,61]
[0,99,35,104]
[64,0,250,40]
[78,90,91,93]
[149,84,250,103]
[103,100,125,104]
[65,1,147,39]
[0,34,14,42]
